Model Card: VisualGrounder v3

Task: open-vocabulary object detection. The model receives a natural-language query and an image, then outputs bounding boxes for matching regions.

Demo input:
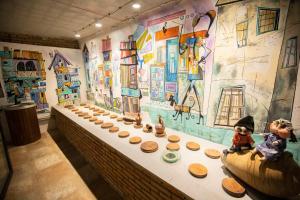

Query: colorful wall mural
[0,47,48,110]
[48,51,81,105]
[81,0,300,163]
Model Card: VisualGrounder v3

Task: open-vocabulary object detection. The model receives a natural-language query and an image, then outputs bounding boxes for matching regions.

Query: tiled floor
[5,133,96,200]
[49,129,122,200]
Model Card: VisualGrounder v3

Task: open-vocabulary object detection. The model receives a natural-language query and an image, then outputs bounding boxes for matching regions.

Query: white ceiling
[0,0,180,40]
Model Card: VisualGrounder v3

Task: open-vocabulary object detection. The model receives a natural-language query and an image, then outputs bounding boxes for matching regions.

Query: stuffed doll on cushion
[252,119,297,161]
[223,116,255,155]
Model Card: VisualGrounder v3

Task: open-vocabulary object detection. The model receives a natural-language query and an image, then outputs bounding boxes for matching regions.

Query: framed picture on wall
[0,130,12,199]
[150,64,165,101]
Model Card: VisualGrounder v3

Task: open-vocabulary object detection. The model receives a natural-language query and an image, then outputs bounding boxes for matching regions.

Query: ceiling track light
[132,3,141,9]
[95,20,102,28]
[75,33,81,38]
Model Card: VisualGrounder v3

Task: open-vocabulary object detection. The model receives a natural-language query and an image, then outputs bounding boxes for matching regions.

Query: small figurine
[155,115,165,137]
[224,116,255,155]
[252,118,297,161]
[143,124,153,133]
[134,113,143,129]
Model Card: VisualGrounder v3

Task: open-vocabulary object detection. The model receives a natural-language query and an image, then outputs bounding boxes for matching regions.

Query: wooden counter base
[51,108,191,200]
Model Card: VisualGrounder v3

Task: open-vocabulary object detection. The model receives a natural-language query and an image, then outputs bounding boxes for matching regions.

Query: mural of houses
[268,0,300,131]
[207,0,292,132]
[48,51,81,105]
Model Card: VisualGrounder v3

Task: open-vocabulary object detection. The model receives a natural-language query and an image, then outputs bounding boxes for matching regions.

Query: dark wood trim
[0,32,80,49]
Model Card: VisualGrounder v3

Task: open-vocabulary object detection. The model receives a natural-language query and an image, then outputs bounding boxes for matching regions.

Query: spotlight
[75,33,81,38]
[132,3,141,9]
[95,22,102,28]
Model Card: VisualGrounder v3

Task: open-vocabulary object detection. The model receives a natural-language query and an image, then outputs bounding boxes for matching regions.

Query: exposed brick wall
[0,32,80,49]
[51,108,192,200]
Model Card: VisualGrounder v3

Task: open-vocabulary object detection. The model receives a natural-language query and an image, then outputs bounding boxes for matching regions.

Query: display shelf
[52,105,266,200]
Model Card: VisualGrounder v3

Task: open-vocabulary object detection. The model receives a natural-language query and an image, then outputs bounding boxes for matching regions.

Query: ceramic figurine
[134,113,143,128]
[252,118,297,161]
[224,116,255,155]
[155,115,165,137]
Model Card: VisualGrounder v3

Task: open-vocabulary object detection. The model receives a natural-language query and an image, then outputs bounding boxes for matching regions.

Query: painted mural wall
[0,42,87,108]
[81,0,300,162]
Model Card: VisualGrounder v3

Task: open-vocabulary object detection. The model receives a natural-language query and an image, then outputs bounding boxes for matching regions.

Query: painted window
[215,87,244,127]
[257,8,280,35]
[283,37,298,68]
[236,21,248,47]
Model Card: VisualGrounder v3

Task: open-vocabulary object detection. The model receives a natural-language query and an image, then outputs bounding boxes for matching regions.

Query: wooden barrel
[221,150,300,198]
[4,104,41,146]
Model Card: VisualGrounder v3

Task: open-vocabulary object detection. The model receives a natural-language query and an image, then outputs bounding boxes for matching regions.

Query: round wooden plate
[188,163,207,178]
[101,122,114,129]
[98,110,105,113]
[71,108,78,112]
[103,112,110,116]
[109,126,119,133]
[93,113,100,116]
[124,121,133,125]
[168,135,180,143]
[204,149,221,159]
[89,106,95,110]
[94,120,103,125]
[83,115,92,119]
[222,178,246,197]
[166,143,180,151]
[129,136,142,144]
[110,114,117,119]
[116,117,123,122]
[89,117,97,122]
[186,141,200,151]
[118,131,130,138]
[140,141,158,153]
[75,111,82,114]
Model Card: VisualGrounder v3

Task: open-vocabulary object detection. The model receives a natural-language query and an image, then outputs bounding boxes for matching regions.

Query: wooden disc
[80,103,86,106]
[93,113,100,116]
[186,142,200,151]
[103,112,110,116]
[168,135,180,143]
[94,120,103,125]
[94,108,100,112]
[166,143,180,151]
[118,131,130,138]
[98,110,105,113]
[101,122,114,129]
[116,117,123,122]
[89,117,97,122]
[110,114,117,119]
[140,141,158,153]
[129,136,142,144]
[84,105,90,108]
[124,121,133,125]
[83,115,92,119]
[109,126,119,133]
[134,124,143,129]
[71,108,78,112]
[188,163,207,178]
[89,106,95,110]
[75,111,82,114]
[222,178,246,197]
[204,149,221,159]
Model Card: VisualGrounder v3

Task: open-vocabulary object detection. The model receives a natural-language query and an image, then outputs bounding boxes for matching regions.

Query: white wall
[0,42,87,108]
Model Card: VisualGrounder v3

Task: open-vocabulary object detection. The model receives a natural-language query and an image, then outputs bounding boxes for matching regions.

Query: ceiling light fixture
[132,3,141,9]
[95,20,102,28]
[75,33,81,38]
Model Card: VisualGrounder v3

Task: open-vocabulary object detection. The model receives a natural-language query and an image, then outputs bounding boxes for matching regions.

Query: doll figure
[155,115,165,136]
[252,119,297,161]
[224,116,255,154]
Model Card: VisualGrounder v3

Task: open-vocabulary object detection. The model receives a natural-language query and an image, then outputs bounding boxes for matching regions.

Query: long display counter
[50,105,263,200]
